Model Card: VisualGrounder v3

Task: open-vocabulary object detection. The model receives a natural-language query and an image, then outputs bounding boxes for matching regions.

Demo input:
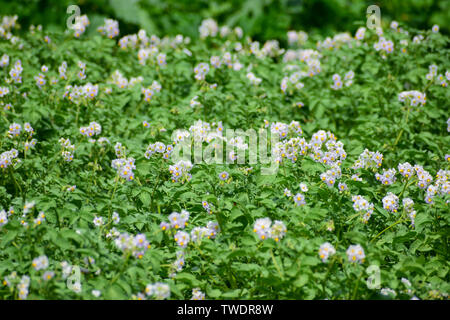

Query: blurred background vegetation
[1,0,449,41]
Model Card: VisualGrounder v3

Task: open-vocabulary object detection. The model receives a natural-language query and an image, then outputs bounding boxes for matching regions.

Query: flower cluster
[144,141,173,160]
[201,201,214,214]
[352,195,375,223]
[331,70,354,90]
[434,73,448,87]
[380,287,397,298]
[160,210,190,230]
[415,165,433,189]
[169,160,193,183]
[272,128,345,167]
[33,211,46,225]
[284,49,322,78]
[374,37,394,55]
[185,120,224,143]
[317,32,353,51]
[119,29,166,51]
[111,157,136,181]
[309,131,344,164]
[23,201,35,215]
[97,18,119,38]
[12,122,34,139]
[174,231,190,248]
[32,255,49,271]
[403,198,417,226]
[137,47,158,65]
[3,271,31,300]
[194,63,210,81]
[355,27,366,40]
[34,69,47,88]
[199,18,218,38]
[352,149,383,169]
[64,83,99,103]
[79,121,102,138]
[144,282,170,300]
[253,218,287,241]
[382,192,399,213]
[426,64,448,87]
[0,53,9,67]
[59,138,75,162]
[77,60,86,80]
[398,162,414,179]
[7,122,21,138]
[17,275,30,300]
[114,232,151,259]
[109,70,143,89]
[56,61,67,80]
[320,166,342,187]
[287,30,308,46]
[375,168,397,185]
[0,86,9,97]
[426,64,438,81]
[346,244,365,263]
[209,52,242,70]
[424,169,449,204]
[9,59,23,83]
[168,251,185,277]
[280,71,305,93]
[1,148,19,169]
[256,40,283,58]
[0,209,9,227]
[190,221,220,243]
[73,15,89,38]
[398,91,426,107]
[191,288,206,300]
[246,72,262,85]
[142,81,162,102]
[318,242,336,262]
[24,139,37,152]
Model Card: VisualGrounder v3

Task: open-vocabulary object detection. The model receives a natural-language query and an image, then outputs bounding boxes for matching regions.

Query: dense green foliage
[0,13,448,300]
[1,0,449,41]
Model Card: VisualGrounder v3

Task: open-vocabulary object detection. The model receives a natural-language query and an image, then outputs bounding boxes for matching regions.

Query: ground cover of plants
[0,15,449,300]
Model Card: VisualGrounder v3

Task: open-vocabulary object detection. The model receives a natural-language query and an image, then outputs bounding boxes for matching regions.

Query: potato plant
[0,15,448,300]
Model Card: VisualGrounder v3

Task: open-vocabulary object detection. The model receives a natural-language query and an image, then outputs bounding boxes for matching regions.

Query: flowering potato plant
[0,15,449,300]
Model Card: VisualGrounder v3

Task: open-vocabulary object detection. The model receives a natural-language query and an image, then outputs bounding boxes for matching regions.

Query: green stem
[351,269,364,300]
[75,103,80,128]
[9,167,23,200]
[321,256,336,296]
[109,252,131,285]
[371,214,407,243]
[108,174,120,224]
[150,163,162,211]
[392,105,411,149]
[270,248,284,280]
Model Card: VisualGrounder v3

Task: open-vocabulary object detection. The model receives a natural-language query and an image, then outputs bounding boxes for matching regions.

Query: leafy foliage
[0,13,448,300]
